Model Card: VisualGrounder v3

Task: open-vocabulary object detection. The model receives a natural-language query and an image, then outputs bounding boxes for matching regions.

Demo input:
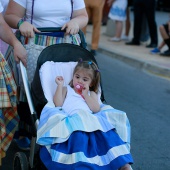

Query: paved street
[96,52,170,170]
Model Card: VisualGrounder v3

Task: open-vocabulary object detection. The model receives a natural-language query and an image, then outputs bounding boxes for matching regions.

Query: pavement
[85,11,170,80]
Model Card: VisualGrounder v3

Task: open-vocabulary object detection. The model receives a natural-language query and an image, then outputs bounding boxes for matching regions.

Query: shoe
[121,35,129,41]
[125,40,140,45]
[14,137,31,151]
[160,49,170,57]
[146,43,157,48]
[109,37,121,42]
[90,49,96,56]
[150,48,160,54]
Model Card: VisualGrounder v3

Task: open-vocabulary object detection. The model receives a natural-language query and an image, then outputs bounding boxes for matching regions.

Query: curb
[96,46,170,80]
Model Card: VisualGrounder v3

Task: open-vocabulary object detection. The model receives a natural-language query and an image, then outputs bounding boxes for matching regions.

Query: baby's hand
[82,84,89,97]
[55,76,64,85]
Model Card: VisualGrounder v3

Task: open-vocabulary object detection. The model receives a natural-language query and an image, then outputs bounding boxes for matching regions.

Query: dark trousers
[133,0,158,44]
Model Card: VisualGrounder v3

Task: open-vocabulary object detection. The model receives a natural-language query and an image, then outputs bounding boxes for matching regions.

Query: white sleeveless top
[62,85,92,115]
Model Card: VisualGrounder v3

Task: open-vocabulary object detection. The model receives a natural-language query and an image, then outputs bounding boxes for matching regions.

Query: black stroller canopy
[36,43,97,69]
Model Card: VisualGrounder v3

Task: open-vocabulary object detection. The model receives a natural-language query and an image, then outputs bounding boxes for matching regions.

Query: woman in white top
[5,0,88,38]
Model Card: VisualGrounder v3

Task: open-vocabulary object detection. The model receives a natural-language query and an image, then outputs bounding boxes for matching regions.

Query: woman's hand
[55,76,64,86]
[61,20,79,35]
[13,42,27,67]
[19,21,41,38]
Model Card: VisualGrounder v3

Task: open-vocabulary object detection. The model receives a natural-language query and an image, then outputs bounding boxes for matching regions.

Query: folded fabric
[37,102,130,145]
[37,102,132,170]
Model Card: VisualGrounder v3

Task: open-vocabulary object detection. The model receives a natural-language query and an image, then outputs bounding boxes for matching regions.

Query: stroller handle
[36,27,87,49]
[37,27,65,32]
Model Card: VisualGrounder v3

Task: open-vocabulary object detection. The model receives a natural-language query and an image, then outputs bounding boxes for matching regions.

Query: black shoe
[146,43,157,48]
[91,49,96,56]
[125,40,140,45]
[160,49,170,57]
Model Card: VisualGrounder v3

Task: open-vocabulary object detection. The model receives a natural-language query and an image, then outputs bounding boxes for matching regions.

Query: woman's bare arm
[4,1,40,37]
[4,1,25,29]
[0,13,27,66]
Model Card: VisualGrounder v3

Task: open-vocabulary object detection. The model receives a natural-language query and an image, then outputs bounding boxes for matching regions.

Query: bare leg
[159,25,169,39]
[158,41,165,50]
[125,7,131,36]
[115,20,123,38]
[119,164,131,170]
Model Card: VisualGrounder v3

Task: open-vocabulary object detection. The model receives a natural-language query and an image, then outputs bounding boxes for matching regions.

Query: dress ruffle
[37,102,130,145]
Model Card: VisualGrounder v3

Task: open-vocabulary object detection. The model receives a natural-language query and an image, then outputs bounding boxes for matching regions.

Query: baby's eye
[83,79,87,82]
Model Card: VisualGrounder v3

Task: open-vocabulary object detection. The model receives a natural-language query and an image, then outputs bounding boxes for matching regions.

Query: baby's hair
[70,58,101,93]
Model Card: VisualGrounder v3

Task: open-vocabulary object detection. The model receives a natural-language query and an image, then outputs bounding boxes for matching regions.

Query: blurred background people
[150,20,170,56]
[121,0,132,41]
[126,0,158,47]
[108,0,127,42]
[102,0,111,25]
[82,0,105,56]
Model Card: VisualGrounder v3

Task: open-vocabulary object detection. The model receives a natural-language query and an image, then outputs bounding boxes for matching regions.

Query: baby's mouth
[75,84,83,94]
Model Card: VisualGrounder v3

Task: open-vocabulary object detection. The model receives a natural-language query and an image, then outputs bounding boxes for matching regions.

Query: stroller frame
[14,42,105,170]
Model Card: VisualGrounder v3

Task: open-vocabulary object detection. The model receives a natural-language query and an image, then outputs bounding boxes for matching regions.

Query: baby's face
[73,69,92,91]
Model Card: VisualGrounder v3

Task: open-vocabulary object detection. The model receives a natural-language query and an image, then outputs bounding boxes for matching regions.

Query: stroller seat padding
[39,61,102,104]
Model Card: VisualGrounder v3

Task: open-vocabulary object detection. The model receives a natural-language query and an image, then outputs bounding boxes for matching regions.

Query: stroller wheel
[13,152,29,170]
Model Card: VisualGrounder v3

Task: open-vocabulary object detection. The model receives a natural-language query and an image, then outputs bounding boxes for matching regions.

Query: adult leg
[90,0,105,50]
[145,0,158,47]
[126,0,143,45]
[140,14,149,42]
[81,2,91,35]
[125,7,131,37]
[133,0,143,43]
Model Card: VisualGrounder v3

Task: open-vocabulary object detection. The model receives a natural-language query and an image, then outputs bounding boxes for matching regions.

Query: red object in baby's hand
[75,84,83,94]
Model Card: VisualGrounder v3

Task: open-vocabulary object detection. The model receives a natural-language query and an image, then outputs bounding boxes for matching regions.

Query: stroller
[12,30,106,170]
[12,28,132,170]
